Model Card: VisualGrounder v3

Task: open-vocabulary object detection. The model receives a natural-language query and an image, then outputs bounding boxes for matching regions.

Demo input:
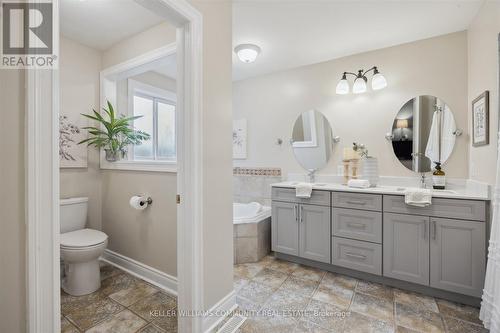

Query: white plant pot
[362,157,379,187]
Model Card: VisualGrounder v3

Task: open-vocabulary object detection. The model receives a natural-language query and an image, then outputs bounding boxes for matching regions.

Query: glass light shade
[371,72,387,90]
[234,44,261,63]
[396,119,408,129]
[352,77,367,94]
[335,79,350,94]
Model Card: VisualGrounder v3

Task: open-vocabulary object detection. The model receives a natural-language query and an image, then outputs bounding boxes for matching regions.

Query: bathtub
[233,202,272,264]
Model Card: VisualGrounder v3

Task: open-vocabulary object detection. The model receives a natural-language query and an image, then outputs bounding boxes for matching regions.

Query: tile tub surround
[61,263,177,332]
[233,167,282,206]
[234,216,271,264]
[233,255,487,333]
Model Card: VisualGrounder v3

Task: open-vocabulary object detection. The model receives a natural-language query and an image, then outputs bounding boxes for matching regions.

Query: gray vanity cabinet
[271,201,299,256]
[430,217,486,297]
[383,213,430,285]
[299,204,331,263]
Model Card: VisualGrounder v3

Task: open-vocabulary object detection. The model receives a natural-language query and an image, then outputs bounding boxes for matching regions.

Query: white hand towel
[296,183,313,198]
[404,188,432,207]
[347,179,370,188]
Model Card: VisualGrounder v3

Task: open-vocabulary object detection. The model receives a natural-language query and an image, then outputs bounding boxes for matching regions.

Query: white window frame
[128,79,177,163]
[100,45,178,173]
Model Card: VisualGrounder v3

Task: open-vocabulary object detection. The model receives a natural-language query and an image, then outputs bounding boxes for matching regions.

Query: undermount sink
[393,187,457,194]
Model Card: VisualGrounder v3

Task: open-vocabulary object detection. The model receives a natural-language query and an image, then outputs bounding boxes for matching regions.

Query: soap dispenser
[432,162,446,190]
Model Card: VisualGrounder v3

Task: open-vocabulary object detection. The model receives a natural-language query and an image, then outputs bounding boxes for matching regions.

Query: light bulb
[336,78,350,94]
[372,72,387,90]
[234,44,261,63]
[352,77,367,94]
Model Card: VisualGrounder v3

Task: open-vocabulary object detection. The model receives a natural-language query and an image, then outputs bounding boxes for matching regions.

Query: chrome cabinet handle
[300,205,304,223]
[294,205,298,222]
[432,220,437,240]
[347,222,366,229]
[346,200,366,205]
[345,252,367,260]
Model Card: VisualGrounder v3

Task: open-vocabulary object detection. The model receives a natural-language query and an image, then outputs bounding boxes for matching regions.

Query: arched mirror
[291,110,334,171]
[391,95,457,173]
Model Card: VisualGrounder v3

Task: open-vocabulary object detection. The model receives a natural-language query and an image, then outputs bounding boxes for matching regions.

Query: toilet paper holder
[139,196,153,206]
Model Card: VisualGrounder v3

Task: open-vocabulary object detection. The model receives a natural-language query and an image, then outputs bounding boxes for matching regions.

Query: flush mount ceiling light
[336,66,387,95]
[234,44,261,63]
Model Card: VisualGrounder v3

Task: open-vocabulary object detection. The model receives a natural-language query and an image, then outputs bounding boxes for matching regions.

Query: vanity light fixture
[336,66,387,94]
[234,44,261,63]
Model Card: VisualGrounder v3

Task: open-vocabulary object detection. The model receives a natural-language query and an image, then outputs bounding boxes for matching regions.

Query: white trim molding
[202,290,237,333]
[101,249,178,296]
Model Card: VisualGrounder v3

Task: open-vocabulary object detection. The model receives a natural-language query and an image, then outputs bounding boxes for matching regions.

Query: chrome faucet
[308,169,316,183]
[420,173,427,189]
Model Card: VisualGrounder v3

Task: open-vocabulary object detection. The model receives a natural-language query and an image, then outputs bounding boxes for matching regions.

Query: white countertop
[271,181,490,200]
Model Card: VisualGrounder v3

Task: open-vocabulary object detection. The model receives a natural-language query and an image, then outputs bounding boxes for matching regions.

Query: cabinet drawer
[272,187,330,206]
[383,195,486,221]
[332,208,382,243]
[332,192,382,211]
[331,237,382,275]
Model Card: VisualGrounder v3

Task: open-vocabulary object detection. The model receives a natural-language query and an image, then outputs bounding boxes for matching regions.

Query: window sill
[100,159,177,173]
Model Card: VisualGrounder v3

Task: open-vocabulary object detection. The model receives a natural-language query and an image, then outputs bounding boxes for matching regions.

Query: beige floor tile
[240,314,297,333]
[61,316,79,333]
[237,296,263,316]
[138,323,166,333]
[234,262,267,279]
[129,291,177,322]
[237,281,276,304]
[436,299,482,325]
[62,292,124,331]
[293,319,332,333]
[394,289,438,313]
[252,267,289,288]
[109,279,159,307]
[355,281,394,302]
[260,255,277,266]
[86,309,148,333]
[350,292,394,323]
[263,289,311,317]
[234,275,251,291]
[291,265,325,282]
[279,276,319,297]
[266,258,300,274]
[343,311,395,333]
[442,316,488,333]
[99,272,140,297]
[99,263,123,281]
[303,299,348,331]
[396,302,445,333]
[312,285,353,309]
[396,326,420,333]
[320,272,358,290]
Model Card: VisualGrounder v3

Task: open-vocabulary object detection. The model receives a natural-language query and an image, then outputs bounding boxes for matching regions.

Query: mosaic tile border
[233,167,281,177]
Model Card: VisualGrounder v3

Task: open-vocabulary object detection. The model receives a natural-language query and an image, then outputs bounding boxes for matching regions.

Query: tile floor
[61,257,488,333]
[234,255,488,333]
[61,263,177,333]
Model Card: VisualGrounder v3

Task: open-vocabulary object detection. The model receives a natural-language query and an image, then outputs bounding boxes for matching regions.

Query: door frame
[26,0,204,332]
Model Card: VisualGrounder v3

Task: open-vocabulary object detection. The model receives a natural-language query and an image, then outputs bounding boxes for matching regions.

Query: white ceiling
[60,0,164,50]
[232,1,483,81]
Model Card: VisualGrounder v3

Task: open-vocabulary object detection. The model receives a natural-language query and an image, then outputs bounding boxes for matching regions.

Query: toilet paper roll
[129,196,148,210]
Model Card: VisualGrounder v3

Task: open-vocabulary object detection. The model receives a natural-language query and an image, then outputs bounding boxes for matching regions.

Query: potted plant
[353,142,379,187]
[78,101,150,162]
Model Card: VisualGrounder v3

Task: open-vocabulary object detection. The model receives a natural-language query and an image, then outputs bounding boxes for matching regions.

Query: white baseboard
[101,249,177,296]
[203,290,237,333]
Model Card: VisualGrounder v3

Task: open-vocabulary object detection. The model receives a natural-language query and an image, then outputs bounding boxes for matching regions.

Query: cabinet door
[272,201,299,256]
[430,218,485,297]
[299,204,331,263]
[383,213,429,285]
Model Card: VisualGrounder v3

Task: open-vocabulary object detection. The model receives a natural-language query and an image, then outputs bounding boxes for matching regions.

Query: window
[130,81,176,163]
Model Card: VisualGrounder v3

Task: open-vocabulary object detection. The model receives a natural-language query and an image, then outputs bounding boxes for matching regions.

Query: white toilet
[60,197,108,296]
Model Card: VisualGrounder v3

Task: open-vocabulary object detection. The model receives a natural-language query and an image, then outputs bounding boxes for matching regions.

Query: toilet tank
[60,197,88,234]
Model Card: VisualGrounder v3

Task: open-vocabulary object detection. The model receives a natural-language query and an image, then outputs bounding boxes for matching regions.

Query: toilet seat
[61,228,108,249]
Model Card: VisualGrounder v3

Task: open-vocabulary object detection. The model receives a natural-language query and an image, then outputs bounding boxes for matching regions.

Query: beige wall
[233,32,469,179]
[191,0,234,310]
[467,1,500,185]
[100,22,178,276]
[60,37,103,230]
[0,70,26,333]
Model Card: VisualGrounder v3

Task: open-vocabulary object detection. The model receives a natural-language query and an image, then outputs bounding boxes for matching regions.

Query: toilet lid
[61,228,108,248]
